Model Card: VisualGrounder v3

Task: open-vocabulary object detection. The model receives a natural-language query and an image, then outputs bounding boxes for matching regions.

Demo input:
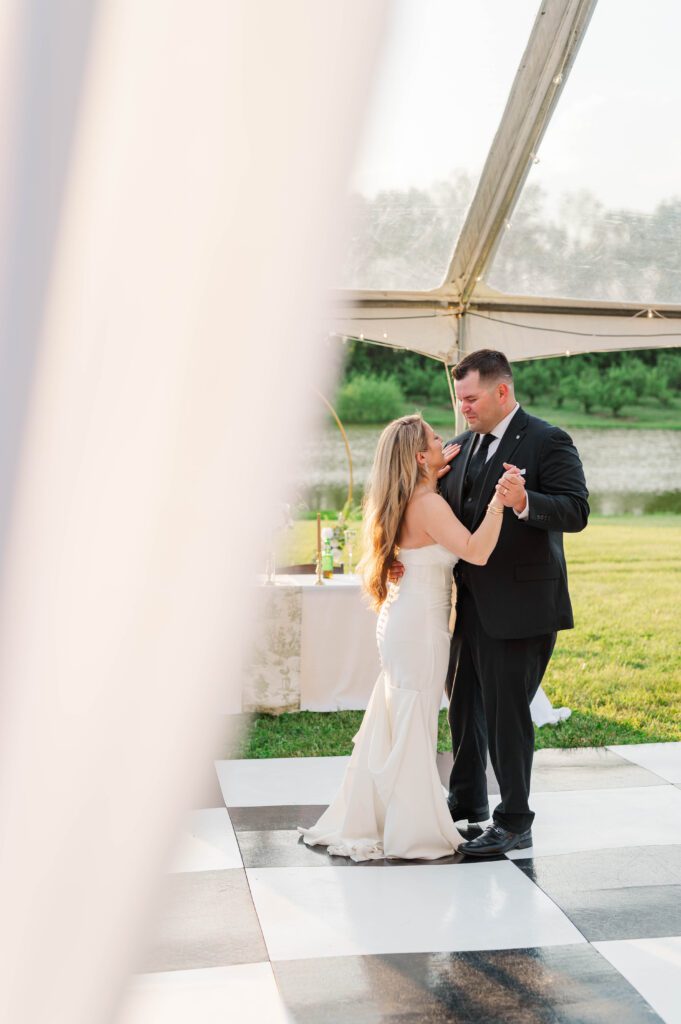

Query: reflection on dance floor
[117,742,681,1024]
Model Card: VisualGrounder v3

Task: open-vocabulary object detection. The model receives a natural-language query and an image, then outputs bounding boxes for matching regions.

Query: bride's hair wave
[358,413,428,611]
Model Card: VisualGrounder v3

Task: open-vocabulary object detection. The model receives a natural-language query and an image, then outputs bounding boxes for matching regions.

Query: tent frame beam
[334,295,681,320]
[469,301,681,319]
[327,0,681,361]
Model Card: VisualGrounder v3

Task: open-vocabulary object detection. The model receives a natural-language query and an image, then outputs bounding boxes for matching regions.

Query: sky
[352,0,681,214]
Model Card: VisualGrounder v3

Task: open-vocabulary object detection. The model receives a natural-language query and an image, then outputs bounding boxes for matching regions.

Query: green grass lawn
[240,515,681,758]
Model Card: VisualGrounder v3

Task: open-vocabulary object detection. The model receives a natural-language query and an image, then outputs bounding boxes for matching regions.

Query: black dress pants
[445,586,556,834]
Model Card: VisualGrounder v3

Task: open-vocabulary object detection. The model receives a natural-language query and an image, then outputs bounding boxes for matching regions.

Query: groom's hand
[497,464,527,513]
[436,442,461,479]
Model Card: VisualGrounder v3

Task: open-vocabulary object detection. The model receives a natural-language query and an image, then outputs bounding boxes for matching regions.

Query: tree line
[335,342,681,424]
[336,171,681,422]
[341,172,681,305]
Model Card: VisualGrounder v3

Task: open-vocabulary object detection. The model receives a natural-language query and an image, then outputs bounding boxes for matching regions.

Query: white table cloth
[239,574,570,726]
[238,574,379,714]
[299,575,381,711]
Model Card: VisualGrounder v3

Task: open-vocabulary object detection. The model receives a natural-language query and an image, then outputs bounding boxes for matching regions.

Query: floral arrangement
[320,512,357,571]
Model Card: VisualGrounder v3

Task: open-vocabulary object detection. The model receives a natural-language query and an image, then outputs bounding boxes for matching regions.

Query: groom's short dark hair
[453,349,513,384]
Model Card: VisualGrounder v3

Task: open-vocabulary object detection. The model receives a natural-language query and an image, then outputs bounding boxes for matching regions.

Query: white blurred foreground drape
[0,3,389,1022]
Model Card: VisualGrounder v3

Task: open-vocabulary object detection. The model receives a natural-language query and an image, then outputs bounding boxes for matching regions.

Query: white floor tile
[169,809,242,872]
[246,862,585,961]
[608,743,681,784]
[507,785,681,858]
[594,937,681,1024]
[216,756,350,807]
[115,963,290,1024]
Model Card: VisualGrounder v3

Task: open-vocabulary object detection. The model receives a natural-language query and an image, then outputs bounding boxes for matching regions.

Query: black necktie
[463,433,495,500]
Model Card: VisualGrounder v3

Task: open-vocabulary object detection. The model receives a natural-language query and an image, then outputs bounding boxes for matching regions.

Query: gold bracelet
[486,503,504,516]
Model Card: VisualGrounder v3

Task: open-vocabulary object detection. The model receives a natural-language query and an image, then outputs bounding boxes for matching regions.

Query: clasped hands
[388,462,527,583]
[438,449,526,512]
[495,463,527,513]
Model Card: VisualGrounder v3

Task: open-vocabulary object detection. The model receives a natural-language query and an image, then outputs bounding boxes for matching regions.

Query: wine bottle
[322,538,334,579]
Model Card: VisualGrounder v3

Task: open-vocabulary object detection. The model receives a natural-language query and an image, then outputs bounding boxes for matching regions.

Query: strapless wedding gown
[299,543,462,861]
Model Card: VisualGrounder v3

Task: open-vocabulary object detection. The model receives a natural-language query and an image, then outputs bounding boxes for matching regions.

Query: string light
[553,73,563,85]
[466,311,681,340]
[333,311,681,342]
[647,309,654,319]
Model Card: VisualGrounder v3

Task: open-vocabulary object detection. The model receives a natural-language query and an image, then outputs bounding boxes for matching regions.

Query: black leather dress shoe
[459,822,533,858]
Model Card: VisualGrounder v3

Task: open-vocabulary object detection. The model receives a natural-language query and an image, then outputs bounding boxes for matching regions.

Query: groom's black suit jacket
[440,407,589,640]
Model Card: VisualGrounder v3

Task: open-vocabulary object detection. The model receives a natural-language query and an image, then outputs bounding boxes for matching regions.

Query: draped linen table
[238,574,570,726]
[239,574,380,714]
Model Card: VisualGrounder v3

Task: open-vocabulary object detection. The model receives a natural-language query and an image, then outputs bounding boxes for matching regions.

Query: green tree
[556,371,578,408]
[514,360,554,404]
[645,365,673,408]
[401,363,433,399]
[600,366,636,417]
[573,370,602,414]
[657,350,681,391]
[335,374,404,423]
[619,355,649,400]
[428,368,453,404]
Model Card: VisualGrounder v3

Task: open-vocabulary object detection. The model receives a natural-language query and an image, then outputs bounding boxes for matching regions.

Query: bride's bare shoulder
[419,490,449,506]
[408,491,450,517]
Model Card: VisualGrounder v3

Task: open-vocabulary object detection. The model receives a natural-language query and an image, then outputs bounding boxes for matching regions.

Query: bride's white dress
[299,543,462,861]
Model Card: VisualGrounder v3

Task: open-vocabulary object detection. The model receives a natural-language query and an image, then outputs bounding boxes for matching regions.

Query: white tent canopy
[330,0,681,364]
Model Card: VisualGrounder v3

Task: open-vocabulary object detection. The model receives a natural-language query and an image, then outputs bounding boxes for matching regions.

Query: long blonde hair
[358,414,428,610]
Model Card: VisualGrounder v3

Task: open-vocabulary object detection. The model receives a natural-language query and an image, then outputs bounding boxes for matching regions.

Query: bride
[299,414,524,861]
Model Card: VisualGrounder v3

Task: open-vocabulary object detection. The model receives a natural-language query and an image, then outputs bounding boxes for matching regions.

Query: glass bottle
[322,538,334,579]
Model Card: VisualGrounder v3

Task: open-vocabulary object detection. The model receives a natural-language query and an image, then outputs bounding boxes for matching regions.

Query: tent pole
[453,312,466,435]
[443,359,457,427]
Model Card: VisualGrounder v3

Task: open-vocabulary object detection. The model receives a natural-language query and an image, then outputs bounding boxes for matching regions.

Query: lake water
[294,426,681,516]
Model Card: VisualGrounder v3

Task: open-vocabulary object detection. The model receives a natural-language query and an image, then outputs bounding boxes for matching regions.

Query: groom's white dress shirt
[471,402,529,519]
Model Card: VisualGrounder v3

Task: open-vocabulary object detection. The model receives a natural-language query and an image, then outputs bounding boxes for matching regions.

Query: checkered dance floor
[118,743,681,1023]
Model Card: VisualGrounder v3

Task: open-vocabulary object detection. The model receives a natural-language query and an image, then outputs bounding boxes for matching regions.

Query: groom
[439,349,588,856]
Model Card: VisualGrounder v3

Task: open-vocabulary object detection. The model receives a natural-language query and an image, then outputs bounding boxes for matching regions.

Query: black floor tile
[237,829,474,868]
[227,804,329,831]
[228,804,488,849]
[514,848,681,940]
[529,748,666,792]
[137,869,267,973]
[515,846,681,891]
[273,946,661,1023]
[548,884,681,942]
[435,748,664,798]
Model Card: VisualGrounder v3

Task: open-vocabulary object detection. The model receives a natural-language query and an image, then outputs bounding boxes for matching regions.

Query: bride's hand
[388,559,405,583]
[436,442,462,479]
